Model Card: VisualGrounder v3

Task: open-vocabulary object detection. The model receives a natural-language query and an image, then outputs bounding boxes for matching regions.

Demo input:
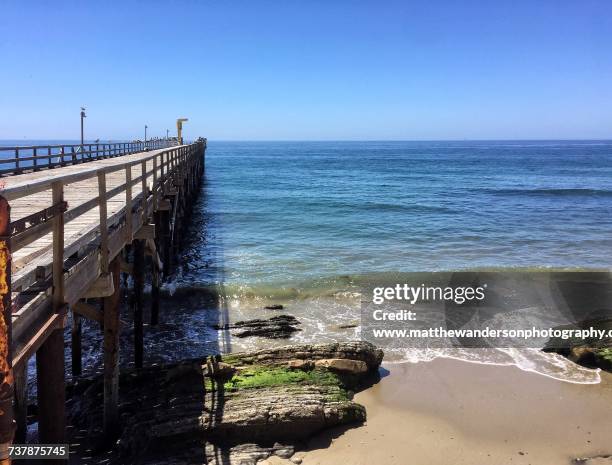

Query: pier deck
[0,139,206,457]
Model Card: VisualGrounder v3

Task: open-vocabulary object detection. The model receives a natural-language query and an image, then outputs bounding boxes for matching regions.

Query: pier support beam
[103,257,121,435]
[13,364,27,443]
[36,328,66,443]
[71,312,82,376]
[160,208,171,277]
[151,263,160,326]
[151,213,162,325]
[132,239,145,369]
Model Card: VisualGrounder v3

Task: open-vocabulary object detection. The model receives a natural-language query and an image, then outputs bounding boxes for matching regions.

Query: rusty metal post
[0,195,14,464]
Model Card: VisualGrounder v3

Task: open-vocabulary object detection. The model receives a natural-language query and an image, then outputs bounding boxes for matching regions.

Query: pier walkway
[0,139,206,460]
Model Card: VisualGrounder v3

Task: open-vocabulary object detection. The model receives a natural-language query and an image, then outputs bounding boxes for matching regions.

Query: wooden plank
[14,310,64,370]
[134,224,155,240]
[72,301,103,324]
[97,172,109,274]
[83,273,115,299]
[125,165,132,241]
[52,181,64,313]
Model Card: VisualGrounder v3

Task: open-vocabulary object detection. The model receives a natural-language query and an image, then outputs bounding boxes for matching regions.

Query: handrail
[0,139,179,176]
[1,145,180,201]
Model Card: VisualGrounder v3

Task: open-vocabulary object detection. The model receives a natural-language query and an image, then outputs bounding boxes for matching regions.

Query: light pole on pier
[144,125,148,142]
[80,107,86,145]
[166,129,169,140]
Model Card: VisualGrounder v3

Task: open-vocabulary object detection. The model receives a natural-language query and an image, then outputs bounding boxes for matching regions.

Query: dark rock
[265,304,284,310]
[215,315,301,339]
[543,319,612,372]
[337,323,359,329]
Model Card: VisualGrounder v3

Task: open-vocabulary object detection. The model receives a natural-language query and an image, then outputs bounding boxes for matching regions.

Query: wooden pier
[0,138,206,461]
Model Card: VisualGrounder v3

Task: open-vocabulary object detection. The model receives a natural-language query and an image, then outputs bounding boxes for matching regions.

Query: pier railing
[0,139,178,176]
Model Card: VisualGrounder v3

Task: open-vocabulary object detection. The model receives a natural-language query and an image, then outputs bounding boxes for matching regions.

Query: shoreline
[268,358,612,465]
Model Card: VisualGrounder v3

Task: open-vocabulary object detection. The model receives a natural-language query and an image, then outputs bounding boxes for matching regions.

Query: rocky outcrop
[67,342,383,465]
[214,315,301,339]
[264,304,284,310]
[543,320,612,372]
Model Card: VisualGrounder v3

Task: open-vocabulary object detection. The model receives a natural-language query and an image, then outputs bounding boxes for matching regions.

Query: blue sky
[1,0,611,140]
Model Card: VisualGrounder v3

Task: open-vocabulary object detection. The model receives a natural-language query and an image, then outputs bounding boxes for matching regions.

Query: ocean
[169,140,612,384]
[177,140,612,287]
[4,139,612,384]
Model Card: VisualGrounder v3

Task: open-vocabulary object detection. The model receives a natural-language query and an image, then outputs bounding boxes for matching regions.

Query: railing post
[14,148,19,172]
[126,165,133,241]
[161,151,165,184]
[51,181,65,315]
[33,147,38,171]
[153,155,158,209]
[98,171,109,274]
[0,195,14,463]
[141,161,147,225]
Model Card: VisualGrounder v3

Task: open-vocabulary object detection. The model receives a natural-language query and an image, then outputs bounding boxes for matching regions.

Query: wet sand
[267,359,612,465]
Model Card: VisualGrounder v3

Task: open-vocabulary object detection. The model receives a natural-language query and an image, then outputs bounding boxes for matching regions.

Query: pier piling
[103,257,121,434]
[132,238,145,369]
[36,327,66,443]
[71,313,82,376]
[13,364,26,443]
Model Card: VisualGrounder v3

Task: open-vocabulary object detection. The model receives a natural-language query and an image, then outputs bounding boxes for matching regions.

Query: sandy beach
[264,358,612,465]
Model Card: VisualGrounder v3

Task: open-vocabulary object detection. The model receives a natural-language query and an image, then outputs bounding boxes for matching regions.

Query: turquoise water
[176,140,612,296]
